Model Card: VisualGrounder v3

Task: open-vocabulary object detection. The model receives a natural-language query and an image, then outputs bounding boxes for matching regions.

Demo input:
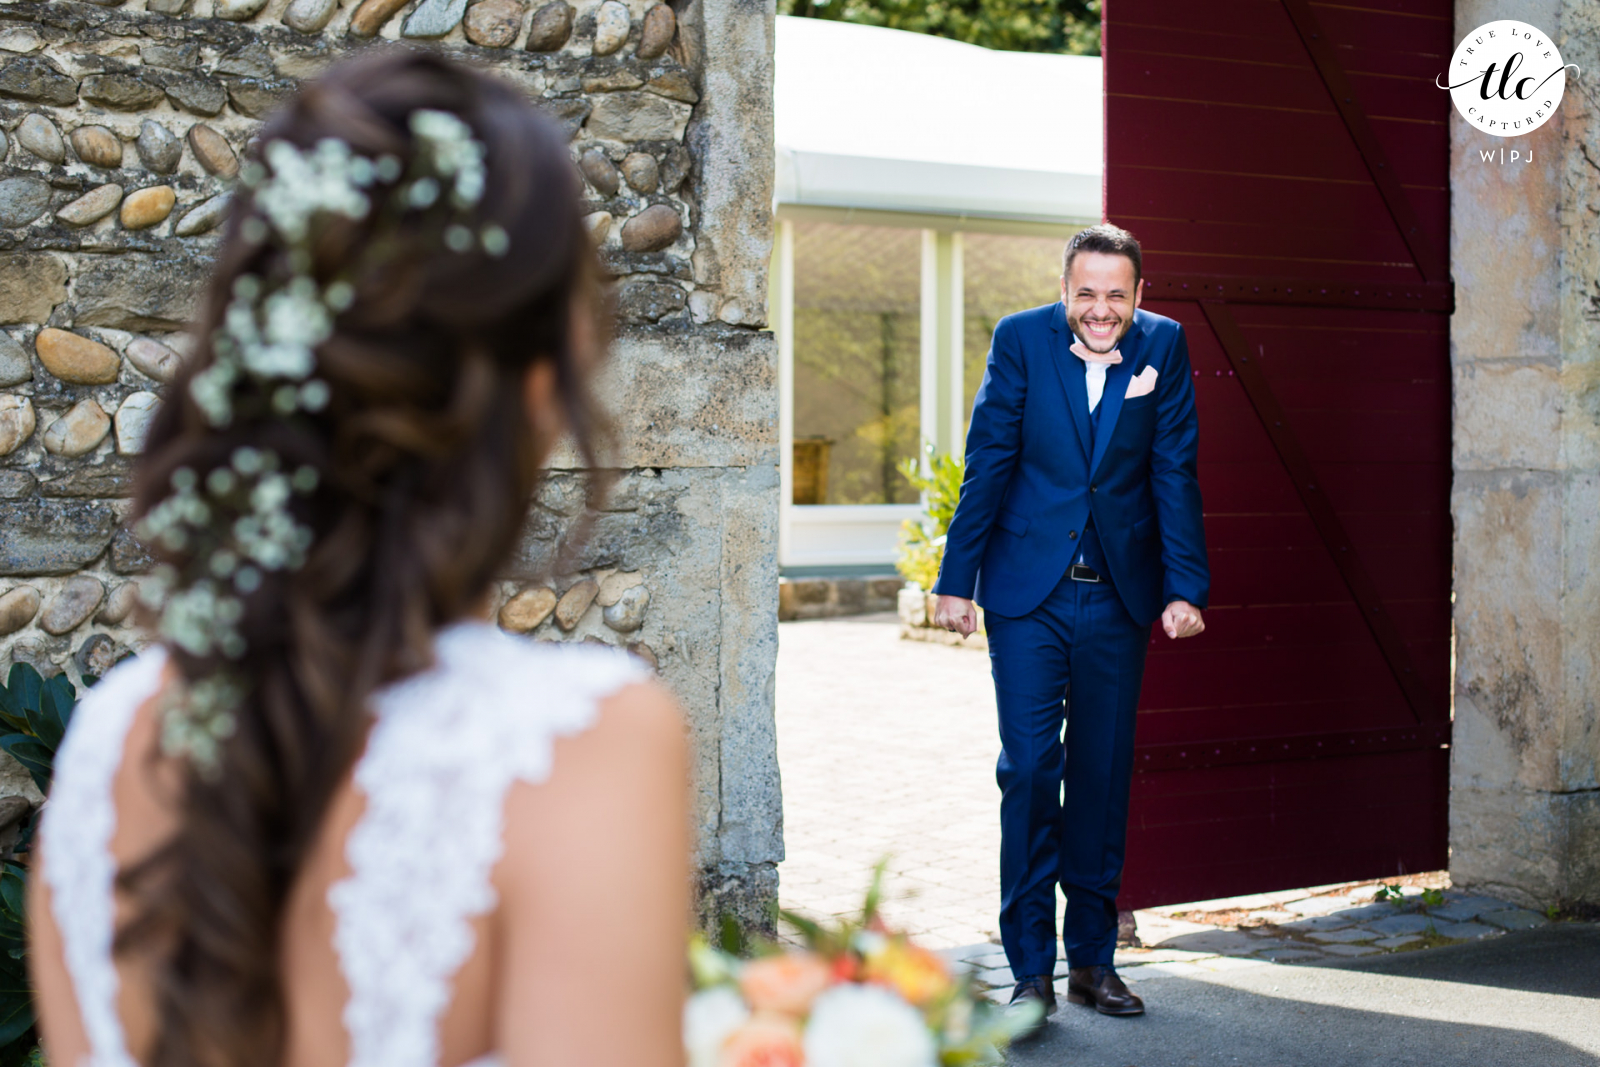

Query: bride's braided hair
[118,48,605,1067]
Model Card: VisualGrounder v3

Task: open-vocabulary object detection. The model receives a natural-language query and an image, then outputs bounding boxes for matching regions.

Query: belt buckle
[1068,563,1102,583]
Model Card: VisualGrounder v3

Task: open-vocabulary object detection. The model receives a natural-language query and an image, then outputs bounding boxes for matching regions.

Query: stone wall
[1449,0,1600,910]
[0,0,782,923]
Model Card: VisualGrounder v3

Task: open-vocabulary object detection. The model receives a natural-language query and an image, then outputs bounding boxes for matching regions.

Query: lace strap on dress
[330,624,650,1067]
[41,649,168,1067]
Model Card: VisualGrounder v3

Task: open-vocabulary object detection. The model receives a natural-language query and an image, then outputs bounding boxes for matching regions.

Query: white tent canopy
[773,16,1103,224]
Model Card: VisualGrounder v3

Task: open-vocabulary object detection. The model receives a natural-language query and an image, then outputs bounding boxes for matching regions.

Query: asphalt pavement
[1005,922,1600,1066]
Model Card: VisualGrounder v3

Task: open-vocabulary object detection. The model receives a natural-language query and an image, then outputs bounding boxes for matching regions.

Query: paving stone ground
[775,614,1554,992]
[775,613,1002,948]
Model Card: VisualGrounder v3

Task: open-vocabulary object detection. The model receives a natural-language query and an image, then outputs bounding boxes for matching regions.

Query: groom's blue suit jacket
[933,302,1210,626]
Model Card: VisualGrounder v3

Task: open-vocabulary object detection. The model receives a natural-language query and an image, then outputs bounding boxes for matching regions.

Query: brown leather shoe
[1066,965,1144,1015]
[1005,975,1056,1040]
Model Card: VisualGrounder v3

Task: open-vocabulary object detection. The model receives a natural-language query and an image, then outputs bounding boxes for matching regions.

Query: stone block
[602,583,648,632]
[225,78,297,120]
[578,148,621,196]
[120,186,177,230]
[525,2,573,51]
[1317,943,1380,957]
[135,121,182,174]
[1452,471,1563,790]
[68,125,122,169]
[592,1,630,56]
[285,0,341,32]
[109,528,152,574]
[80,73,164,111]
[349,0,411,36]
[586,91,691,141]
[620,151,659,193]
[0,57,78,107]
[175,192,231,238]
[35,328,120,385]
[0,471,35,499]
[1305,927,1378,944]
[0,500,118,575]
[39,462,135,499]
[0,396,35,456]
[1478,908,1548,931]
[688,1,774,325]
[16,114,64,164]
[0,178,51,228]
[40,576,103,634]
[73,633,121,679]
[96,581,137,625]
[125,337,183,382]
[42,398,111,456]
[1364,913,1433,937]
[114,391,160,454]
[620,204,682,252]
[463,0,526,48]
[637,4,675,60]
[57,184,124,227]
[74,253,208,331]
[596,569,643,606]
[0,333,29,387]
[1454,361,1561,470]
[553,577,598,630]
[0,587,39,636]
[166,77,228,117]
[615,280,685,323]
[1373,935,1422,949]
[1427,895,1512,923]
[1429,920,1498,941]
[403,0,471,37]
[498,586,556,632]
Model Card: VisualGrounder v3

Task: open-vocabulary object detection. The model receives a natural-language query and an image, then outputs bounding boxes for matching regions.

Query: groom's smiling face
[1062,251,1143,354]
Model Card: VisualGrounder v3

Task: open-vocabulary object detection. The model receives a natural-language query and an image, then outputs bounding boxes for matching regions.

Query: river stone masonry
[0,0,780,929]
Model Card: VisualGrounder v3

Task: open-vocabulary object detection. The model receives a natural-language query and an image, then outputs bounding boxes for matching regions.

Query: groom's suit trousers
[986,566,1149,978]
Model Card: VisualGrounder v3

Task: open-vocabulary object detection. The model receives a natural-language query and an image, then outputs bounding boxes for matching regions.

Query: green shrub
[895,444,964,592]
[0,663,83,1066]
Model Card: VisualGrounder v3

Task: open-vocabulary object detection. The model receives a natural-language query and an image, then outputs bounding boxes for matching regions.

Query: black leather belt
[1068,563,1103,583]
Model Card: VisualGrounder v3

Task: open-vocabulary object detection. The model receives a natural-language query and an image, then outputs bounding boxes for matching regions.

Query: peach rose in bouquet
[740,952,834,1017]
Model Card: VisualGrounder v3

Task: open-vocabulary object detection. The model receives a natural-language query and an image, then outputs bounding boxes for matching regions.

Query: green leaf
[32,677,74,750]
[0,870,25,928]
[3,668,39,723]
[0,739,50,794]
[777,908,825,948]
[0,688,24,737]
[717,912,745,956]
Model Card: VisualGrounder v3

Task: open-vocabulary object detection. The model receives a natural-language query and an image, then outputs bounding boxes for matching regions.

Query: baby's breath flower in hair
[149,106,500,775]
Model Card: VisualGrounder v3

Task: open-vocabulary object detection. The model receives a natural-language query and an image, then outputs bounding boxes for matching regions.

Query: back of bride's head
[123,49,601,1067]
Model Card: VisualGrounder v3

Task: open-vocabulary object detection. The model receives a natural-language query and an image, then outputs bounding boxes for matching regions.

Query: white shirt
[1085,362,1107,414]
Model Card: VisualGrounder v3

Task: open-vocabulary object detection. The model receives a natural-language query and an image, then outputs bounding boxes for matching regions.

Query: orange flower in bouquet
[859,935,956,1009]
[740,952,834,1017]
[685,862,1037,1067]
[721,1013,807,1067]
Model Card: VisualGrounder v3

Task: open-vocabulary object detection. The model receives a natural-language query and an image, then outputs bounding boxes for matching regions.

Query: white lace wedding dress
[41,620,652,1067]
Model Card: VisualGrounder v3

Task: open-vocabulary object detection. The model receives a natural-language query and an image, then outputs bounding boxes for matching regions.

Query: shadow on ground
[1005,924,1600,1066]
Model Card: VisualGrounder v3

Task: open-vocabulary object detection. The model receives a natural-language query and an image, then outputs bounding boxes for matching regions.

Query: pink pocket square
[1125,365,1159,399]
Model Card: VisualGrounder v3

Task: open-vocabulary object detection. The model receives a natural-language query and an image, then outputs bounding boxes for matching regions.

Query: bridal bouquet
[685,871,1035,1067]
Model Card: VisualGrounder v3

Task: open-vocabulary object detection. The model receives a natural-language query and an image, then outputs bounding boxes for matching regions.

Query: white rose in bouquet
[803,984,938,1067]
[684,987,750,1067]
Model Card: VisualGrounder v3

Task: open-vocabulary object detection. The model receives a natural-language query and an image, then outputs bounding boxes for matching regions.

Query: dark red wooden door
[1104,0,1454,908]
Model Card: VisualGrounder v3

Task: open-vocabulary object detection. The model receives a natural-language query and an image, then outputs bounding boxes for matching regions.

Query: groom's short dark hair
[1063,224,1142,287]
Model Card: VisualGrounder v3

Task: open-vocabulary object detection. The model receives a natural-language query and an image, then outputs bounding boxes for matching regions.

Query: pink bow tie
[1070,341,1122,366]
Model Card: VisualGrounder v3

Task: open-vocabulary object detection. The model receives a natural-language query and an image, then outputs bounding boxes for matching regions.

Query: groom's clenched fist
[935,595,979,638]
[1161,600,1205,639]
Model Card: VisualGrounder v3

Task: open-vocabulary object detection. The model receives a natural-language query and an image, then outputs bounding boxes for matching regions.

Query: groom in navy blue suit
[933,224,1209,1028]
